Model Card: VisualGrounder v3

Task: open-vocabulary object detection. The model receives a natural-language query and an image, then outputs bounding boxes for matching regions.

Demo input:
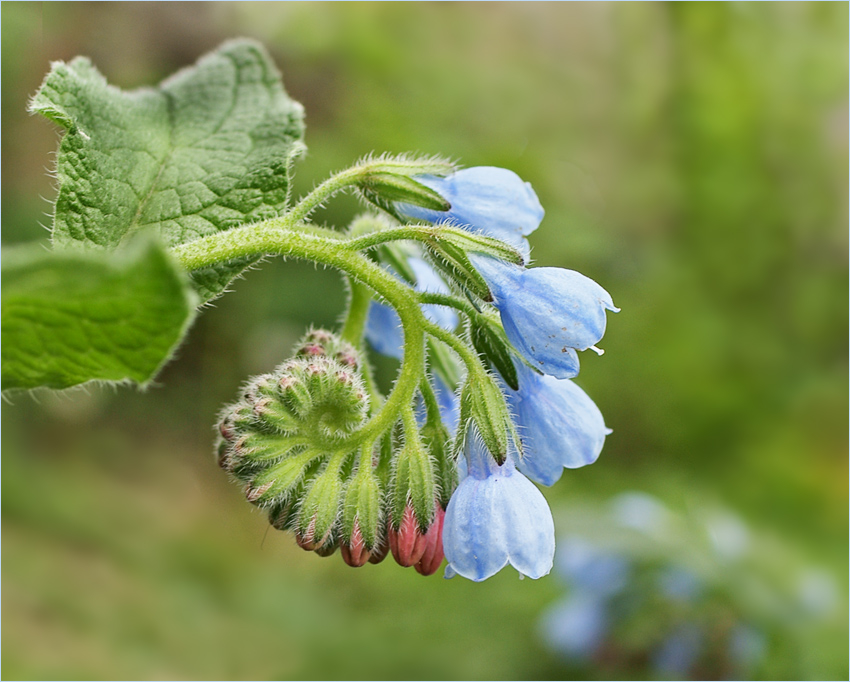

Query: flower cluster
[217,162,617,582]
[367,167,617,581]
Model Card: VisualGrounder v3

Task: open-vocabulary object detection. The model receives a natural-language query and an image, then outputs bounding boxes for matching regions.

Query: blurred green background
[2,2,847,679]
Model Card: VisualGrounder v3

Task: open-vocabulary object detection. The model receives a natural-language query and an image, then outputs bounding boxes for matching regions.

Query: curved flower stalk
[22,44,618,584]
[442,430,555,581]
[365,256,457,359]
[505,360,611,486]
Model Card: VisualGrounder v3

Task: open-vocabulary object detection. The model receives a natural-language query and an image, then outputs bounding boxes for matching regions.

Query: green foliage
[4,39,308,392]
[1,236,195,391]
[30,38,305,303]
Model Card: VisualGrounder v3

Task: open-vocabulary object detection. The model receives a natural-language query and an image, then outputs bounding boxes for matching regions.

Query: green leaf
[2,236,196,391]
[29,39,306,302]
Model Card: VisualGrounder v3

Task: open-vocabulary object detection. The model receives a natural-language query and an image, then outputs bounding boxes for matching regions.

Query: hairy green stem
[287,167,365,226]
[172,224,424,447]
[422,318,485,377]
[417,291,479,318]
[340,278,372,346]
[341,277,384,411]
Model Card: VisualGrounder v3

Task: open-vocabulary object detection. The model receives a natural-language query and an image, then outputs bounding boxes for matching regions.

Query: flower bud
[368,537,390,565]
[415,505,446,576]
[296,465,344,550]
[341,468,383,552]
[340,520,371,568]
[389,503,429,567]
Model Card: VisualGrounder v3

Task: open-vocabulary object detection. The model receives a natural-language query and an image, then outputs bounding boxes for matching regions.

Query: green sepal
[341,466,382,548]
[391,417,436,532]
[458,369,518,465]
[423,241,493,302]
[432,229,525,267]
[354,154,455,221]
[298,461,345,541]
[361,174,450,214]
[248,448,324,506]
[469,314,519,391]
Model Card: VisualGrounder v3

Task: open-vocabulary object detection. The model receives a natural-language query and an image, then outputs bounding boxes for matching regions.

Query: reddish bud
[295,515,336,556]
[414,506,445,576]
[389,504,428,567]
[340,521,371,568]
[368,537,390,564]
[306,329,334,345]
[299,343,326,357]
[244,481,272,504]
[335,349,359,368]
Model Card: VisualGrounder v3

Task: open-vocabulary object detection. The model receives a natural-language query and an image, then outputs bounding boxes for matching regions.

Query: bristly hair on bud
[353,153,457,219]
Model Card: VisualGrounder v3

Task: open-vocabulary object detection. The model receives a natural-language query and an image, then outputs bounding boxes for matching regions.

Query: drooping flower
[505,360,611,485]
[473,256,618,379]
[442,432,555,582]
[397,166,544,260]
[365,256,457,359]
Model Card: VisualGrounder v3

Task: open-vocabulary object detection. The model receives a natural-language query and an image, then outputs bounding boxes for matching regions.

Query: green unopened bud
[458,368,518,464]
[244,448,323,507]
[439,228,524,266]
[297,462,345,550]
[470,312,519,391]
[227,431,302,482]
[341,466,382,550]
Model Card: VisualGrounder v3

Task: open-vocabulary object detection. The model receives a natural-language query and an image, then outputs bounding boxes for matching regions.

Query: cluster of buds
[216,329,448,575]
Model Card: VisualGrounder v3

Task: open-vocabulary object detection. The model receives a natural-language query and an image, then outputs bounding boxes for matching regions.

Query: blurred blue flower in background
[539,492,840,680]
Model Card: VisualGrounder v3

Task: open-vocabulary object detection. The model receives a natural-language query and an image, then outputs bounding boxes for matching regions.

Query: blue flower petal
[442,437,555,581]
[507,361,610,485]
[473,257,618,379]
[365,300,404,359]
[397,167,544,260]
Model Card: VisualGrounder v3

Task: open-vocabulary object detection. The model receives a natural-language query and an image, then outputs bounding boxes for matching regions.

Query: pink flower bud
[295,515,335,555]
[389,503,428,567]
[340,521,371,568]
[368,538,390,564]
[414,506,445,576]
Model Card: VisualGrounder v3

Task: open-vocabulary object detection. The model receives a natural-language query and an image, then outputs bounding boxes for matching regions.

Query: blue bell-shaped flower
[506,360,611,485]
[473,256,618,379]
[442,431,555,581]
[397,166,544,260]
